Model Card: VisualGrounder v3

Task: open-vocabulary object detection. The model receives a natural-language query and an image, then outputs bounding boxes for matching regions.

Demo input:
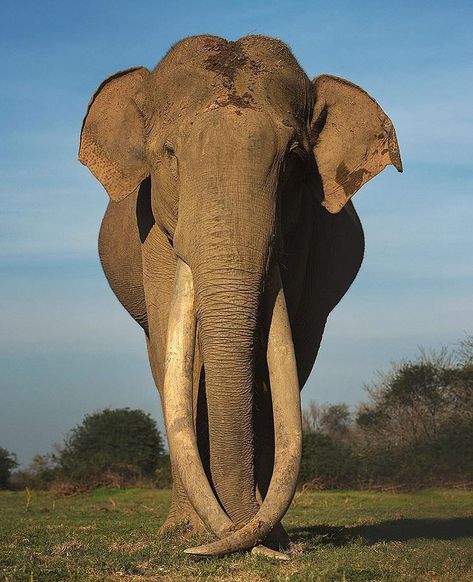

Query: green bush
[59,408,165,485]
[299,338,473,489]
[154,454,172,489]
[0,448,18,489]
[9,454,60,490]
[299,432,358,488]
[357,419,473,487]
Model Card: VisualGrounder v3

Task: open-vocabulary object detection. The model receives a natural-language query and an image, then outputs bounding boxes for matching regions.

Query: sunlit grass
[0,488,472,581]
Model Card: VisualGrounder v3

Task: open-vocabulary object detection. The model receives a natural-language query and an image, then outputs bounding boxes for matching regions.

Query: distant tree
[0,448,18,489]
[9,453,60,490]
[356,347,473,447]
[299,337,473,488]
[301,401,356,487]
[59,408,165,483]
[302,400,321,434]
[451,335,473,417]
[456,334,473,367]
[355,343,473,483]
[303,401,352,441]
[319,404,352,441]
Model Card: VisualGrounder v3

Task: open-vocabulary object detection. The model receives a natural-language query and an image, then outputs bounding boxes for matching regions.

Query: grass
[0,488,472,581]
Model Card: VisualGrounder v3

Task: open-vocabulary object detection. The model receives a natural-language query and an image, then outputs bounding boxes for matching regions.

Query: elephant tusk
[184,263,302,557]
[163,258,235,538]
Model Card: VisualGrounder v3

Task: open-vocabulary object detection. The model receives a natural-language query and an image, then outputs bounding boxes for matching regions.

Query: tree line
[1,408,172,493]
[300,337,472,489]
[1,336,472,491]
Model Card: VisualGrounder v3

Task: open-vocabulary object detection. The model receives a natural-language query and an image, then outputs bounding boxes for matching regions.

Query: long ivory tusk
[184,264,302,557]
[163,258,234,538]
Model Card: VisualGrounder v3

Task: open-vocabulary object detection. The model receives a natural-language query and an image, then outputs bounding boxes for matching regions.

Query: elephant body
[99,175,364,389]
[80,35,401,556]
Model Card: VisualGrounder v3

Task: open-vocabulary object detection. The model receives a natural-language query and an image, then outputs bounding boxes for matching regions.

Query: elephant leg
[161,472,208,535]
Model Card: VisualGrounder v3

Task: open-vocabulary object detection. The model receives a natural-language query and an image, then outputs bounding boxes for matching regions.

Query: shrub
[154,454,172,489]
[9,454,59,490]
[300,337,473,489]
[58,408,165,485]
[0,448,18,489]
[299,432,358,488]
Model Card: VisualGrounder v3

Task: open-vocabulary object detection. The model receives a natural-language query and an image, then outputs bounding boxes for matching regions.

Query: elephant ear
[311,74,402,214]
[79,67,150,202]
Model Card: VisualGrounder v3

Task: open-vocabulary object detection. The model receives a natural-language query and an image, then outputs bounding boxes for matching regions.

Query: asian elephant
[79,35,402,558]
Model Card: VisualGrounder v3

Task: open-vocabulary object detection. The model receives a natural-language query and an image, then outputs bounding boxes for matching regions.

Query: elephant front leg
[161,470,209,536]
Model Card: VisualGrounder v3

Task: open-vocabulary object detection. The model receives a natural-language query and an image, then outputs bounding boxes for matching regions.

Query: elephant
[79,35,402,558]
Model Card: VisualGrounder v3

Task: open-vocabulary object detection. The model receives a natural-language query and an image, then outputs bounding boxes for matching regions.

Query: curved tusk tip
[251,545,290,561]
[183,546,213,557]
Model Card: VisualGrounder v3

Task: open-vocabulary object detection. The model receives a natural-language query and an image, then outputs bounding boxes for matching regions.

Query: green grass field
[0,488,472,581]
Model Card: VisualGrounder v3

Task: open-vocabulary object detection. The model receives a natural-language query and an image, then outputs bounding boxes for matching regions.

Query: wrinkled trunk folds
[195,261,262,525]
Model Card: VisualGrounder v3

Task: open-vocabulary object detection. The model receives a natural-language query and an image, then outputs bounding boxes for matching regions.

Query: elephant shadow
[289,517,473,547]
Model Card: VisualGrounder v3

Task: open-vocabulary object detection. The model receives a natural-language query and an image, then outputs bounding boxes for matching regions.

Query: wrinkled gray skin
[79,35,402,555]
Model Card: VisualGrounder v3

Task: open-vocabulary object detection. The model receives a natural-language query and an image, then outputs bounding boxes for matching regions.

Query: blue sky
[1,1,472,464]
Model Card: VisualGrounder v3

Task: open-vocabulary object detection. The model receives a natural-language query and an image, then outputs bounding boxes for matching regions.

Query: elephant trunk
[193,251,264,525]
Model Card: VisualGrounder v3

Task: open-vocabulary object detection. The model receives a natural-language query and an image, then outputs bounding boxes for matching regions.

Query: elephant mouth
[162,258,302,556]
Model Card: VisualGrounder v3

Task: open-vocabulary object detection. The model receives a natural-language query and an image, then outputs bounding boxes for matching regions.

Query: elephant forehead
[203,42,261,92]
[151,35,311,120]
[161,34,297,73]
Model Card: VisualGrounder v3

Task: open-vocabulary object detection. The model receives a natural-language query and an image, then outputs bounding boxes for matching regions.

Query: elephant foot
[251,522,291,561]
[160,503,209,539]
[262,522,290,550]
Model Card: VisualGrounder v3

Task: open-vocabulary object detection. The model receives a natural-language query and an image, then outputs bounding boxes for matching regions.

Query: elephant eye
[163,141,178,179]
[163,142,176,157]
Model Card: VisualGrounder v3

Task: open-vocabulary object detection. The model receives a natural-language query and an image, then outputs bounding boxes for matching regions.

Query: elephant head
[79,35,401,556]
